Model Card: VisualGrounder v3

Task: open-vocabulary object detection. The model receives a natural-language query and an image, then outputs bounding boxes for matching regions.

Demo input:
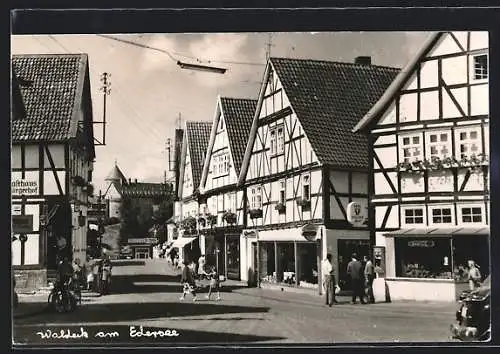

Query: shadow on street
[16,301,271,324]
[14,324,284,345]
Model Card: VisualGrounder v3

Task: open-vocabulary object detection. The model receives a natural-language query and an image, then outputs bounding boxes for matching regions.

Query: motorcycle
[48,279,78,313]
[450,275,491,341]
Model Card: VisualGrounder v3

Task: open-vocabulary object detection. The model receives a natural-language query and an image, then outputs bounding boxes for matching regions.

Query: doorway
[337,239,370,291]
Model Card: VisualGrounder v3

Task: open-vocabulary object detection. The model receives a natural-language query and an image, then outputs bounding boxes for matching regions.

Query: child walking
[206,266,221,301]
[180,261,197,302]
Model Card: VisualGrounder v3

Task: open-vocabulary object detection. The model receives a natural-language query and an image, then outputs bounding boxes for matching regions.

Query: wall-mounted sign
[301,223,319,241]
[128,238,159,244]
[408,240,435,248]
[11,178,39,196]
[346,202,366,227]
[12,204,22,216]
[12,215,33,233]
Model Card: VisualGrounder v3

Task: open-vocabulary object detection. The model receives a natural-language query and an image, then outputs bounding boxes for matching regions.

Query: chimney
[128,178,131,184]
[355,56,371,66]
[134,178,138,183]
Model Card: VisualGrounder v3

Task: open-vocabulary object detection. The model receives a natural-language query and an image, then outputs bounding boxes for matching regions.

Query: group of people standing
[179,254,222,302]
[321,253,376,306]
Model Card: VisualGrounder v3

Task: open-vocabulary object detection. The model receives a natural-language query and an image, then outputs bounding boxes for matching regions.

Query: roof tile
[270,57,400,169]
[186,121,212,189]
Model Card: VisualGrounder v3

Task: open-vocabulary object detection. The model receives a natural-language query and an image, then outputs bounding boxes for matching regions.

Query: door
[226,236,240,280]
[337,239,370,291]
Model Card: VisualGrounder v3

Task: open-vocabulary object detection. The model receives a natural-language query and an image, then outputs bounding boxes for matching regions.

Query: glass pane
[440,134,448,142]
[412,136,420,144]
[432,209,440,216]
[443,216,452,223]
[470,131,478,140]
[415,209,423,216]
[403,137,410,145]
[430,135,437,143]
[462,215,472,223]
[431,146,438,155]
[472,215,482,222]
[462,208,471,215]
[433,217,441,223]
[443,209,452,215]
[472,208,482,214]
[415,217,424,223]
[405,218,414,224]
[405,209,413,217]
[460,132,467,140]
[403,149,411,157]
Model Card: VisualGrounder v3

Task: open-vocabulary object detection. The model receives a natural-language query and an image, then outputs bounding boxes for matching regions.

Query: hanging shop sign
[12,215,33,234]
[373,246,386,278]
[11,178,39,196]
[346,201,366,227]
[301,223,319,241]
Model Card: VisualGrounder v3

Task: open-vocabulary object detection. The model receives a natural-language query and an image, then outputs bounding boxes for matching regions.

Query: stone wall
[14,268,47,292]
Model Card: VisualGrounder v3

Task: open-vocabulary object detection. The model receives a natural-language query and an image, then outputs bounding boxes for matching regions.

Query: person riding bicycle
[56,256,73,288]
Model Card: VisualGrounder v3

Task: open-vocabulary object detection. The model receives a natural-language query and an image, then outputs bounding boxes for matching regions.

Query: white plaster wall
[386,279,456,302]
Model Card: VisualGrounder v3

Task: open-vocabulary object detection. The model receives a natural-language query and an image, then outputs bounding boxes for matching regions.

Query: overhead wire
[48,35,166,144]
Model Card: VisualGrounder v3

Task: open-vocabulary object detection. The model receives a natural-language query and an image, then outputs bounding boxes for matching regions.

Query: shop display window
[395,237,452,279]
[452,235,490,282]
[259,242,276,283]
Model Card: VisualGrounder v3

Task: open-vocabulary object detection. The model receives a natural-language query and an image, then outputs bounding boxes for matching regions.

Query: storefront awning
[384,227,490,237]
[171,236,197,248]
[257,227,318,242]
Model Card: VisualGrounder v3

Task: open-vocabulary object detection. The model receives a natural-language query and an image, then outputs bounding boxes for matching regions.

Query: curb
[13,305,49,319]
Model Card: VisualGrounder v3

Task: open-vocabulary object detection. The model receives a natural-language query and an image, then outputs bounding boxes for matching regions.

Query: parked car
[450,275,491,341]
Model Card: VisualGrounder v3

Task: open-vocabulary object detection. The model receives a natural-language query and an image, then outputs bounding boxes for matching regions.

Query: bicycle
[48,279,78,313]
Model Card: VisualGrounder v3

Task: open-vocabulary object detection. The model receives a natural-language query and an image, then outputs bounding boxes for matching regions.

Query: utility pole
[99,73,111,145]
[266,33,273,61]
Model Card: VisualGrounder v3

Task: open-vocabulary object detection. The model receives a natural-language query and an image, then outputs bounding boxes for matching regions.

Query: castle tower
[104,161,127,219]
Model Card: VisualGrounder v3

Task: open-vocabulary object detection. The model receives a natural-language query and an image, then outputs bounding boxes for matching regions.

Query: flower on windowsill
[223,211,237,225]
[249,208,263,219]
[296,198,311,209]
[275,203,286,214]
[206,214,217,227]
[181,216,197,232]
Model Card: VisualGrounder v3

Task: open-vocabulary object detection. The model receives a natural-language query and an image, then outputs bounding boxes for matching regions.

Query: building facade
[174,121,212,264]
[353,31,490,301]
[11,54,96,290]
[198,96,257,280]
[238,57,399,292]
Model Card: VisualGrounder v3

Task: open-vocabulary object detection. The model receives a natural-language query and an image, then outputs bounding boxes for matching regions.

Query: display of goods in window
[249,209,263,219]
[206,214,217,226]
[223,211,237,225]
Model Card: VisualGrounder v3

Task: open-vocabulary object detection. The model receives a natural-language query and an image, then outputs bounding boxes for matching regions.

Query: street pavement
[13,259,459,346]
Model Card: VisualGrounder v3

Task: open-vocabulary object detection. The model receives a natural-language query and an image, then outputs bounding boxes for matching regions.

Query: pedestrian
[198,254,207,279]
[180,260,197,302]
[206,265,221,301]
[364,255,375,304]
[347,253,366,304]
[467,260,482,290]
[321,253,338,306]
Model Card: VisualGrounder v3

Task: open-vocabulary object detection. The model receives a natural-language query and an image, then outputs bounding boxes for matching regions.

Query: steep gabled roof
[185,121,212,189]
[122,182,171,198]
[11,54,89,142]
[269,57,400,170]
[220,97,257,175]
[352,32,443,132]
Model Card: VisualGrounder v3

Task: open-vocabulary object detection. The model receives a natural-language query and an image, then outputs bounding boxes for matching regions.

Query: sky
[11,31,431,194]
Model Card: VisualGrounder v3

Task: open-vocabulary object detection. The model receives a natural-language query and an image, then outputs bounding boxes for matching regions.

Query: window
[431,207,453,224]
[270,129,277,155]
[279,180,286,204]
[213,153,229,176]
[219,118,224,130]
[426,131,451,159]
[395,237,452,279]
[473,54,488,80]
[461,206,483,223]
[400,134,423,162]
[250,186,262,209]
[302,175,310,201]
[277,126,284,154]
[403,208,424,225]
[455,127,481,159]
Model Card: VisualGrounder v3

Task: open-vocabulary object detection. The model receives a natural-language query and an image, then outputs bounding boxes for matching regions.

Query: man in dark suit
[347,253,366,304]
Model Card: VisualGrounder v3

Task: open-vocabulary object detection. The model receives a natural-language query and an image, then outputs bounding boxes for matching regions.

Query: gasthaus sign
[11,178,39,196]
[346,201,366,227]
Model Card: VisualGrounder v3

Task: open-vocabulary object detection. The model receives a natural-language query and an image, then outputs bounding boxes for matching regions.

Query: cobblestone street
[14,259,458,345]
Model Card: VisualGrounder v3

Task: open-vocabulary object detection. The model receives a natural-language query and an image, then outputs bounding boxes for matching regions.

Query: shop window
[277,242,296,285]
[431,207,453,224]
[403,208,424,225]
[452,234,490,282]
[455,127,482,159]
[460,206,483,223]
[425,131,451,159]
[297,242,319,287]
[472,54,488,80]
[395,237,452,279]
[259,242,276,283]
[399,134,423,163]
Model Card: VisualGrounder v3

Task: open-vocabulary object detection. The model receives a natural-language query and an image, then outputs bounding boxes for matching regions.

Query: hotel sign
[11,178,39,196]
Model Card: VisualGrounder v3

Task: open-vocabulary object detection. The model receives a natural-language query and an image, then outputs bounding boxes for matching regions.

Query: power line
[97,34,265,67]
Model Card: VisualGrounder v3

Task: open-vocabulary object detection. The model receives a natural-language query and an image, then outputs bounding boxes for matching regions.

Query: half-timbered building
[173,121,212,263]
[198,96,257,280]
[11,54,96,290]
[352,31,490,301]
[238,57,399,292]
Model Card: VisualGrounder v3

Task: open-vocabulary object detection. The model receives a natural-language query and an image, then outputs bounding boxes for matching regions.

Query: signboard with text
[346,201,366,227]
[128,238,159,244]
[11,178,39,196]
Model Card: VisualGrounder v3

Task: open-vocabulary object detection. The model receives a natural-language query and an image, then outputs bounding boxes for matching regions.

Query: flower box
[296,198,311,210]
[181,216,197,232]
[275,203,286,214]
[223,211,237,225]
[71,175,86,187]
[249,209,263,219]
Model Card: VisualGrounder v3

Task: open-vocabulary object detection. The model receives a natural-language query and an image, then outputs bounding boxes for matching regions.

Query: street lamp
[176,60,227,74]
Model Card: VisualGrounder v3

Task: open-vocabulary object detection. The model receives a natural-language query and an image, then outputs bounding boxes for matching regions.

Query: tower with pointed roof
[103,161,128,219]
